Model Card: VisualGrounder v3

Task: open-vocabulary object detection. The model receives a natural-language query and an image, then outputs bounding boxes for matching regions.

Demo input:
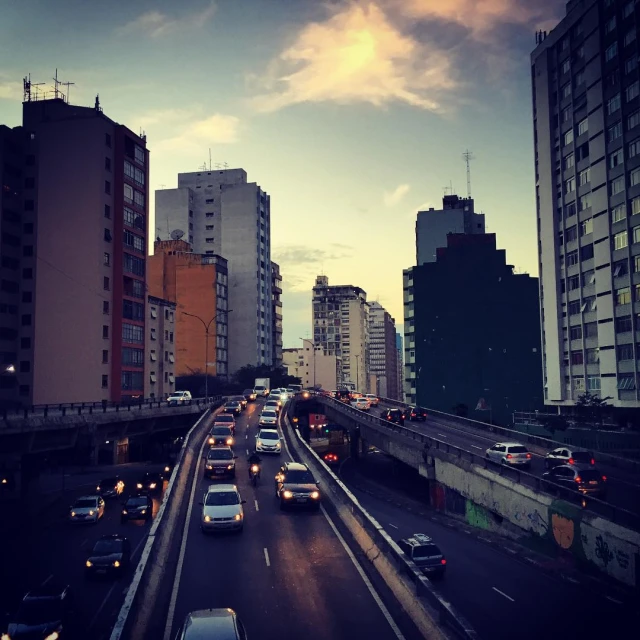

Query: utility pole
[463,150,475,199]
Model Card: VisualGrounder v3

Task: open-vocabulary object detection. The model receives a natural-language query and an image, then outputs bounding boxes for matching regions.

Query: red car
[322,452,340,467]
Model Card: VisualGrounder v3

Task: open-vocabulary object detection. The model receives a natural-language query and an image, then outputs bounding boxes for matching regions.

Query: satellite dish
[170,229,185,241]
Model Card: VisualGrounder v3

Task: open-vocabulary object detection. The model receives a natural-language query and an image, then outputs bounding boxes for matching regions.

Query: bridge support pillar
[349,428,360,459]
[359,437,369,457]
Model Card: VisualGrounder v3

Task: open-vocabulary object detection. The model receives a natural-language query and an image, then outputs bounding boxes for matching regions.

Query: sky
[0,0,565,349]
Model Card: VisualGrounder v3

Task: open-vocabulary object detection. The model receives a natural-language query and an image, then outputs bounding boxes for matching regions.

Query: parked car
[167,390,192,406]
[95,476,125,498]
[243,388,257,402]
[544,447,595,470]
[397,533,446,579]
[85,534,131,578]
[485,442,532,468]
[381,408,405,425]
[542,464,607,498]
[175,608,248,640]
[407,406,428,421]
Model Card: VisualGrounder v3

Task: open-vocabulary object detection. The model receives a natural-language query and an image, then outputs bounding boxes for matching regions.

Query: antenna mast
[463,149,475,198]
[209,148,212,171]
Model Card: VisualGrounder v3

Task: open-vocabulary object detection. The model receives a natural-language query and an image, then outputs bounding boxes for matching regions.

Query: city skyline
[0,0,565,347]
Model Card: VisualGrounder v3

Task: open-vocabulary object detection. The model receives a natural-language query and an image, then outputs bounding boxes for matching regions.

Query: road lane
[166,401,409,640]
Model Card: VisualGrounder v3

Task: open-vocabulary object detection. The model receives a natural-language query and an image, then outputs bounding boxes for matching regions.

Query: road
[0,462,169,639]
[163,400,414,640]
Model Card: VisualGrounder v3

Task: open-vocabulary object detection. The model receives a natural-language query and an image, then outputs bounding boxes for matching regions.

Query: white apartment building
[282,339,338,390]
[155,169,273,373]
[144,295,176,399]
[368,302,401,399]
[312,276,369,392]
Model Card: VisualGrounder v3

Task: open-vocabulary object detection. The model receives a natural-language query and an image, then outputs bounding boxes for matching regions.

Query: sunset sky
[0,0,565,347]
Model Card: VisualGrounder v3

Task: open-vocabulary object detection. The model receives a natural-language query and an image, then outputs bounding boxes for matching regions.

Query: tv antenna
[209,148,212,171]
[214,162,229,170]
[463,149,475,198]
[60,79,75,103]
[23,74,45,102]
[170,229,185,241]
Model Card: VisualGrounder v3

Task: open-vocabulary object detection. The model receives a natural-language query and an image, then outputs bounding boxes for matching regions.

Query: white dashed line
[492,587,515,602]
[471,445,483,450]
[245,433,248,439]
[246,449,249,455]
[41,574,53,586]
[606,596,623,605]
[388,523,398,529]
[564,576,579,584]
[437,433,448,438]
[264,547,271,567]
[254,499,259,511]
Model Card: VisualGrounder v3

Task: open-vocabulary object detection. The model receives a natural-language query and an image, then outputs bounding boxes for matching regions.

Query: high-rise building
[532,0,640,412]
[272,261,283,368]
[147,239,229,379]
[155,169,273,373]
[368,302,401,399]
[144,295,177,399]
[312,275,369,392]
[7,89,150,404]
[282,339,338,390]
[416,194,485,265]
[396,332,404,400]
[404,233,542,424]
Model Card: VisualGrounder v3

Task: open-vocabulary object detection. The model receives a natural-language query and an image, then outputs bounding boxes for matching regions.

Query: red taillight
[440,558,447,565]
[591,458,595,465]
[575,476,582,483]
[526,453,532,459]
[602,475,607,481]
[506,454,513,459]
[568,458,575,465]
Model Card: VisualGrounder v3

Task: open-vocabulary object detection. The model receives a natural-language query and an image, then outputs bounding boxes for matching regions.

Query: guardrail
[316,396,640,532]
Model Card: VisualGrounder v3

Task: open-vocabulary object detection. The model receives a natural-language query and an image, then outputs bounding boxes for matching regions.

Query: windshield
[93,539,123,555]
[262,411,277,418]
[216,415,233,422]
[226,401,239,406]
[211,426,232,435]
[74,499,96,508]
[413,544,441,558]
[508,446,528,454]
[580,469,601,481]
[572,451,593,462]
[243,389,253,394]
[100,478,116,485]
[207,449,233,460]
[14,600,62,625]
[231,397,245,402]
[259,431,279,440]
[205,491,240,506]
[285,470,315,483]
[126,497,148,507]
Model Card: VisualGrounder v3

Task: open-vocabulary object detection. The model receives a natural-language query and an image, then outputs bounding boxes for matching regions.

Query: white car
[167,390,192,406]
[365,393,379,407]
[350,397,371,411]
[256,429,282,454]
[265,399,281,414]
[485,442,532,468]
[200,484,245,533]
[69,495,105,524]
[259,409,278,426]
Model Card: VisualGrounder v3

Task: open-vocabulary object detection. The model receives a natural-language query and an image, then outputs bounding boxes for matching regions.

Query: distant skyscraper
[271,262,283,368]
[396,332,404,400]
[283,339,338,390]
[155,169,273,373]
[368,302,401,399]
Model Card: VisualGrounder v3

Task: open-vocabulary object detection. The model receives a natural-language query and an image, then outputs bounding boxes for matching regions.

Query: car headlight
[141,509,146,514]
[114,560,120,567]
[226,438,233,445]
[70,511,76,517]
[122,510,128,514]
[164,466,170,472]
[137,483,143,489]
[44,630,61,640]
[149,483,157,489]
[283,490,293,499]
[204,515,212,522]
[206,464,213,469]
[227,464,234,470]
[234,513,243,520]
[208,437,215,444]
[311,491,320,499]
[275,442,281,449]
[89,510,95,516]
[96,486,101,491]
[86,560,93,567]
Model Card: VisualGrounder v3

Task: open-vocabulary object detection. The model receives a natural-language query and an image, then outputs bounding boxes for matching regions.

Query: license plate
[589,480,597,485]
[96,569,107,574]
[296,498,307,503]
[215,470,224,474]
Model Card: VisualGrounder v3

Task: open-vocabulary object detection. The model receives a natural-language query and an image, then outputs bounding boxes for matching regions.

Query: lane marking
[492,587,515,602]
[264,547,271,567]
[606,596,623,605]
[254,499,259,511]
[388,523,398,529]
[245,433,248,439]
[471,445,483,450]
[246,449,249,455]
[41,574,53,586]
[564,576,579,584]
[162,419,210,640]
[437,433,448,438]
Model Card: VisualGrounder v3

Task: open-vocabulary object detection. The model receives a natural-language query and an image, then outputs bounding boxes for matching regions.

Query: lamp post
[182,309,232,403]
[300,338,317,389]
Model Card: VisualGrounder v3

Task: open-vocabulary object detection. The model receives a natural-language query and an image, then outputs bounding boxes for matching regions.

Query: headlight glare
[204,515,212,522]
[86,560,92,567]
[311,491,320,499]
[283,490,293,499]
[234,513,242,520]
[149,483,157,489]
[114,560,120,567]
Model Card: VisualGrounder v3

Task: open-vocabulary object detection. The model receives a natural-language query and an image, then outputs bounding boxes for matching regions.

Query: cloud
[135,107,199,129]
[384,183,410,206]
[252,2,457,113]
[0,77,23,101]
[116,1,217,39]
[154,114,241,152]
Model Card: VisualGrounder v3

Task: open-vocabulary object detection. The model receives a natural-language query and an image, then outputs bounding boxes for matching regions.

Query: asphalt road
[338,451,639,640]
[164,400,412,640]
[0,463,169,639]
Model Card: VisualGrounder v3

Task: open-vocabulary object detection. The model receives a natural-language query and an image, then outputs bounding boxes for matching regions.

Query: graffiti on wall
[430,482,446,512]
[466,501,492,530]
[512,504,548,537]
[445,486,466,516]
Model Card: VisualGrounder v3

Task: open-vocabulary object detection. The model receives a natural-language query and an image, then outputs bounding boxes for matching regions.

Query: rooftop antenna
[463,149,475,198]
[23,75,44,102]
[60,78,75,104]
[53,69,61,100]
[159,184,166,189]
[209,148,212,171]
[442,184,450,196]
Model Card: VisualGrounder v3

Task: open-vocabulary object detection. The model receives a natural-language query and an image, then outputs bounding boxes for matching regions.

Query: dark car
[121,494,153,523]
[6,584,74,639]
[274,461,321,510]
[162,462,173,480]
[397,533,446,579]
[204,447,237,479]
[213,413,236,435]
[544,447,595,470]
[85,534,131,577]
[407,406,428,422]
[542,464,607,498]
[135,472,163,495]
[243,388,257,402]
[230,395,247,409]
[322,452,340,467]
[175,608,248,640]
[223,400,242,416]
[382,408,405,425]
[95,476,125,498]
[208,425,235,447]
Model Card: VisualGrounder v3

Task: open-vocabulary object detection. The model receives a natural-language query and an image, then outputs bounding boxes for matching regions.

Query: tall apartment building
[144,295,177,399]
[272,261,283,368]
[368,302,401,399]
[282,339,338,390]
[416,194,485,265]
[396,332,404,400]
[1,89,150,405]
[147,239,229,378]
[312,275,369,392]
[155,169,273,373]
[533,0,640,412]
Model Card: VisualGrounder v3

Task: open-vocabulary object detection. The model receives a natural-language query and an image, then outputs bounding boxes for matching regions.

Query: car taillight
[440,558,447,565]
[568,458,575,465]
[591,458,595,465]
[602,475,607,481]
[575,476,582,483]
[526,453,531,459]
[506,454,513,459]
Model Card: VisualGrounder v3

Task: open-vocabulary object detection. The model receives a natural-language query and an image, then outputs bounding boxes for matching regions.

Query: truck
[254,378,270,397]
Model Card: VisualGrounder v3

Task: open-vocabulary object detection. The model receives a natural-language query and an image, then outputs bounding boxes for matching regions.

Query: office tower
[532,0,640,411]
[396,332,404,400]
[272,261,283,368]
[147,239,229,378]
[282,339,338,390]
[312,275,369,392]
[368,302,401,399]
[155,169,273,372]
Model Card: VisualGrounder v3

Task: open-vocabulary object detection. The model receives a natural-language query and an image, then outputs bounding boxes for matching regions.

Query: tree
[452,403,469,417]
[540,414,569,435]
[575,392,613,448]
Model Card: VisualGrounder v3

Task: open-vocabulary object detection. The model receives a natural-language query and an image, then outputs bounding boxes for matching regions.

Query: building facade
[155,169,273,373]
[532,0,640,411]
[312,275,369,392]
[272,261,283,368]
[282,339,338,390]
[416,194,485,265]
[396,332,404,400]
[144,296,177,399]
[147,239,229,378]
[368,302,401,399]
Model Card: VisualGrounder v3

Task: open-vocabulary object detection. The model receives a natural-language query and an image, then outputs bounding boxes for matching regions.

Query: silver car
[255,428,282,454]
[259,409,278,426]
[69,495,105,523]
[200,484,245,533]
[485,442,532,468]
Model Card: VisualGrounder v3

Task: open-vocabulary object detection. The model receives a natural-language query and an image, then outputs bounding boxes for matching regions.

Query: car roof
[75,494,99,501]
[206,483,238,493]
[284,462,308,471]
[496,442,528,448]
[180,609,240,640]
[24,584,70,600]
[259,428,279,434]
[97,533,127,542]
[216,413,234,418]
[261,409,277,414]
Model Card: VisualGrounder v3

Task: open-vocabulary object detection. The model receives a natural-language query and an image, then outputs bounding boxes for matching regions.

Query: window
[124,230,145,253]
[627,81,640,102]
[611,176,625,195]
[610,148,624,169]
[612,204,626,223]
[578,168,590,186]
[206,212,214,218]
[23,245,33,257]
[633,197,640,214]
[122,323,144,344]
[205,237,214,244]
[102,349,109,364]
[121,370,144,391]
[574,377,585,391]
[632,168,640,187]
[587,376,601,391]
[577,141,589,161]
[124,207,145,230]
[626,56,639,75]
[618,374,636,390]
[630,110,640,130]
[206,198,214,204]
[575,70,585,87]
[564,129,574,146]
[577,118,588,136]
[579,194,591,211]
[134,167,144,186]
[104,180,111,195]
[23,222,33,234]
[104,204,111,219]
[618,344,634,361]
[566,250,579,266]
[123,300,144,321]
[102,375,108,388]
[582,270,595,286]
[565,177,576,194]
[569,300,581,315]
[105,157,111,171]
[102,325,109,339]
[607,94,621,115]
[584,322,598,338]
[124,184,134,203]
[570,325,583,340]
[105,133,111,147]
[205,224,214,231]
[580,218,593,236]
[134,190,145,208]
[605,16,616,34]
[606,42,618,61]
[20,337,31,349]
[122,347,144,366]
[609,122,623,143]
[123,254,145,276]
[614,259,629,276]
[103,252,110,266]
[562,83,571,99]
[124,160,135,179]
[586,348,599,364]
[624,1,635,18]
[630,139,640,158]
[616,316,633,333]
[616,286,631,305]
[571,351,584,365]
[565,202,577,218]
[565,225,577,242]
[103,301,109,314]
[22,291,32,303]
[564,153,575,169]
[135,145,145,164]
[562,59,571,74]
[625,30,636,47]
[103,276,110,291]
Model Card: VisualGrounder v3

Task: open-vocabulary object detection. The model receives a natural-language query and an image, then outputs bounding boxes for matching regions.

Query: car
[135,472,163,495]
[254,385,269,397]
[121,494,153,523]
[208,425,235,447]
[175,608,248,640]
[267,393,282,406]
[322,452,340,467]
[265,399,281,414]
[350,397,370,411]
[213,413,236,434]
[274,461,321,510]
[200,484,246,533]
[204,446,238,479]
[230,395,248,409]
[407,406,428,421]
[167,390,192,406]
[259,409,278,427]
[381,408,405,425]
[162,462,173,480]
[85,534,131,578]
[69,495,105,524]
[255,428,282,454]
[542,464,607,498]
[397,533,446,579]
[365,393,379,407]
[544,447,596,470]
[485,442,532,468]
[243,388,257,402]
[95,476,125,498]
[6,584,74,639]
[222,400,243,416]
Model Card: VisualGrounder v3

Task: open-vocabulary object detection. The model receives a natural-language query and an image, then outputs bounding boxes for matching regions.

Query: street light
[182,309,232,402]
[300,338,317,389]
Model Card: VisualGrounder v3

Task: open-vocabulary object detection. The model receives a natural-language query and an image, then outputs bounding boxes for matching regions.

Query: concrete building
[155,169,273,372]
[312,275,369,392]
[272,261,283,368]
[144,295,177,399]
[282,339,338,390]
[532,0,640,412]
[416,194,485,265]
[396,332,404,400]
[147,239,229,378]
[368,302,401,399]
[404,234,542,424]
